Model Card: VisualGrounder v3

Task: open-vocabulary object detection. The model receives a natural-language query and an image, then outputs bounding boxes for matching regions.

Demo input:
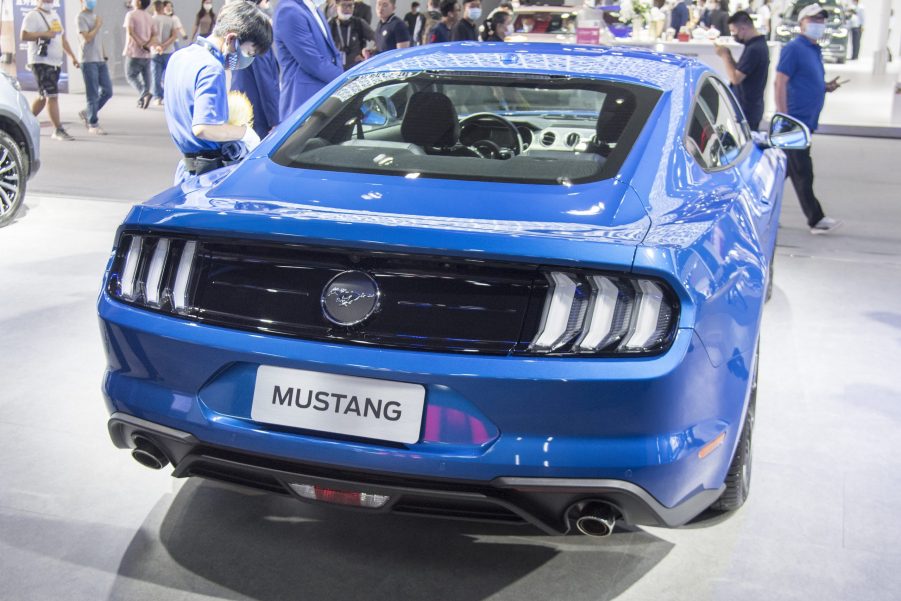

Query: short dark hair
[154,0,165,12]
[138,0,151,9]
[411,1,419,7]
[213,0,273,53]
[727,11,754,27]
[440,0,456,16]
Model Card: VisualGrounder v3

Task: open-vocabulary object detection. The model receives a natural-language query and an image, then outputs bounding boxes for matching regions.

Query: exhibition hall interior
[1,0,899,599]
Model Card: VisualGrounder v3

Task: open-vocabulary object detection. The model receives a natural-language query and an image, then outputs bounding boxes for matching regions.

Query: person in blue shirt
[428,0,458,43]
[163,0,273,183]
[231,0,280,138]
[775,3,843,235]
[274,0,343,121]
[715,11,769,130]
[670,0,690,34]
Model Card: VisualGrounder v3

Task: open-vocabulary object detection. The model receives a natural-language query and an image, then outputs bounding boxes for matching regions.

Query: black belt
[183,150,224,176]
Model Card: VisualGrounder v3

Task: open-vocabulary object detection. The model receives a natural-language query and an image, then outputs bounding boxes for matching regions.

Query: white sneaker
[51,128,74,141]
[810,217,842,235]
[88,125,107,136]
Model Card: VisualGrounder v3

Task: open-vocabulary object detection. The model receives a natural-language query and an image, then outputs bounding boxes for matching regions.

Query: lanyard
[336,21,349,50]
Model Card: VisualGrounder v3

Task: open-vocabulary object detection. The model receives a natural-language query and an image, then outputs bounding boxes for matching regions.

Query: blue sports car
[99,43,810,536]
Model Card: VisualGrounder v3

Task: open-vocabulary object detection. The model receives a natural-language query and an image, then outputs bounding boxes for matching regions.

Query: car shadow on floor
[110,478,675,601]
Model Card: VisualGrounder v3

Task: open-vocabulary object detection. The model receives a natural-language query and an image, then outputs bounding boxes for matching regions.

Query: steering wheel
[459,113,523,160]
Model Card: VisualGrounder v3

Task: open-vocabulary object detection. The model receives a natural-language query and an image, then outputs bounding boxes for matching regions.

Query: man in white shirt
[20,0,80,140]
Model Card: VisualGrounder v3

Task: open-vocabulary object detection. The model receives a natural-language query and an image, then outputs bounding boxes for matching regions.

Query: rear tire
[711,348,757,511]
[0,130,26,228]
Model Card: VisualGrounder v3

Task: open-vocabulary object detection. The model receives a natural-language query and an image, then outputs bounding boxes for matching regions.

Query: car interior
[272,74,660,185]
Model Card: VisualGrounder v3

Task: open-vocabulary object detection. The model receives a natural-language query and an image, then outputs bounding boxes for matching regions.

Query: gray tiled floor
[2,134,900,600]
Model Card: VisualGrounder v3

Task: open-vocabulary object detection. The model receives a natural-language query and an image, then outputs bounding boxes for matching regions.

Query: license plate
[251,366,425,444]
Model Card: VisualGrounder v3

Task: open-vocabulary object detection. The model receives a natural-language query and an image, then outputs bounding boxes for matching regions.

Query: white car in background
[0,72,41,227]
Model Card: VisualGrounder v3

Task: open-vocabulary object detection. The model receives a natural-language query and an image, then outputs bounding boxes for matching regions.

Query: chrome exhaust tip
[573,502,618,537]
[131,435,169,470]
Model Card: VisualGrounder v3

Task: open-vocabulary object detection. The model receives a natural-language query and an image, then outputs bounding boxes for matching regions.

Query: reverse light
[289,483,391,508]
[528,271,678,356]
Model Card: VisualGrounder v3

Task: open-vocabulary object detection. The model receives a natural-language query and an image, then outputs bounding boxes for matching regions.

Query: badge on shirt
[50,19,62,32]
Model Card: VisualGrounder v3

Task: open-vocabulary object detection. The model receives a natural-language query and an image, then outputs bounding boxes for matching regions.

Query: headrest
[401,91,460,148]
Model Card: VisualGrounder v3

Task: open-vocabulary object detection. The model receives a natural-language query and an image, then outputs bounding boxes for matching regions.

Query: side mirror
[765,113,811,150]
[360,96,396,127]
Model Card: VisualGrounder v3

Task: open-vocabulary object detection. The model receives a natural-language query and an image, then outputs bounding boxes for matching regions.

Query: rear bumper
[109,412,724,534]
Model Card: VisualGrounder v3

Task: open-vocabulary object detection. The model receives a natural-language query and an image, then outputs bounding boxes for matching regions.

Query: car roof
[352,42,697,92]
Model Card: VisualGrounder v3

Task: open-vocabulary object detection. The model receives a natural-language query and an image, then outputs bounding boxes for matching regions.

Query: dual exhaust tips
[127,434,620,537]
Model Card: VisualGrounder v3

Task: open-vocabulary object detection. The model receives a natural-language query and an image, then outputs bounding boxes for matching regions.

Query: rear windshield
[271,72,661,185]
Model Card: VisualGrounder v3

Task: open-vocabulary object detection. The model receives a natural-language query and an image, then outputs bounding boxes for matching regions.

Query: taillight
[109,233,197,314]
[524,271,678,356]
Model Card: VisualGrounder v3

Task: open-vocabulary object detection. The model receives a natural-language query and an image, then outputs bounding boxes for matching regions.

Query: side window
[685,79,749,170]
[686,85,723,169]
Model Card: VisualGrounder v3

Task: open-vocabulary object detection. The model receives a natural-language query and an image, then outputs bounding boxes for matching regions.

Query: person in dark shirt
[352,0,372,26]
[428,0,458,43]
[480,10,508,41]
[451,0,480,41]
[330,0,375,69]
[670,0,689,33]
[374,0,411,52]
[403,1,426,45]
[715,11,769,130]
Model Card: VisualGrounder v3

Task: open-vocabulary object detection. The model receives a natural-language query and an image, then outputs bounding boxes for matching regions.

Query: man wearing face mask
[775,3,843,235]
[451,0,479,41]
[329,0,375,69]
[274,0,343,120]
[231,0,281,138]
[715,11,768,130]
[164,0,272,182]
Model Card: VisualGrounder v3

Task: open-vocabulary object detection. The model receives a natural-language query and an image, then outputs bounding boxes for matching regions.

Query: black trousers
[851,27,861,60]
[784,146,825,227]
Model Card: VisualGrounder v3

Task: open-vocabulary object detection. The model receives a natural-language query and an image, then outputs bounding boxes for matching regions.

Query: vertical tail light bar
[527,271,677,356]
[623,280,665,350]
[144,238,170,307]
[119,235,143,301]
[172,240,197,314]
[530,272,588,352]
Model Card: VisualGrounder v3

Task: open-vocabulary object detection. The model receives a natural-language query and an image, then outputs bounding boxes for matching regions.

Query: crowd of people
[17,0,842,232]
[17,0,521,141]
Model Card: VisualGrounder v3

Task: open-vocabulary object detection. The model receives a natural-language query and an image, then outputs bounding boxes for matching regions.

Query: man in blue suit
[274,0,343,120]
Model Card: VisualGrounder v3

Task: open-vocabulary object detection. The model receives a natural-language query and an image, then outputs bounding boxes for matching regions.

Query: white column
[872,0,893,74]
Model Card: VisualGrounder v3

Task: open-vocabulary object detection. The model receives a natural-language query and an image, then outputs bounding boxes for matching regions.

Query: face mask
[466,6,480,20]
[225,37,255,70]
[42,0,54,7]
[203,2,212,10]
[338,11,352,20]
[804,22,825,39]
[85,0,96,9]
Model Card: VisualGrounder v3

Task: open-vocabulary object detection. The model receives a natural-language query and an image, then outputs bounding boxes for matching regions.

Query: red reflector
[314,486,365,506]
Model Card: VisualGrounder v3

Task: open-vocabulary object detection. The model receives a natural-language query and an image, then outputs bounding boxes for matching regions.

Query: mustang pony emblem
[327,287,376,307]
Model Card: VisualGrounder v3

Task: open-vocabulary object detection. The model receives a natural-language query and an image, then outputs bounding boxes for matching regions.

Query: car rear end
[99,49,740,535]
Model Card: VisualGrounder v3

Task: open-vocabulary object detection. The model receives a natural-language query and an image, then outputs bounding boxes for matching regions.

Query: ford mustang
[99,42,809,536]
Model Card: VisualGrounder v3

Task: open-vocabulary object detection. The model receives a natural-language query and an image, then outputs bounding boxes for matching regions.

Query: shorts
[30,63,61,97]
